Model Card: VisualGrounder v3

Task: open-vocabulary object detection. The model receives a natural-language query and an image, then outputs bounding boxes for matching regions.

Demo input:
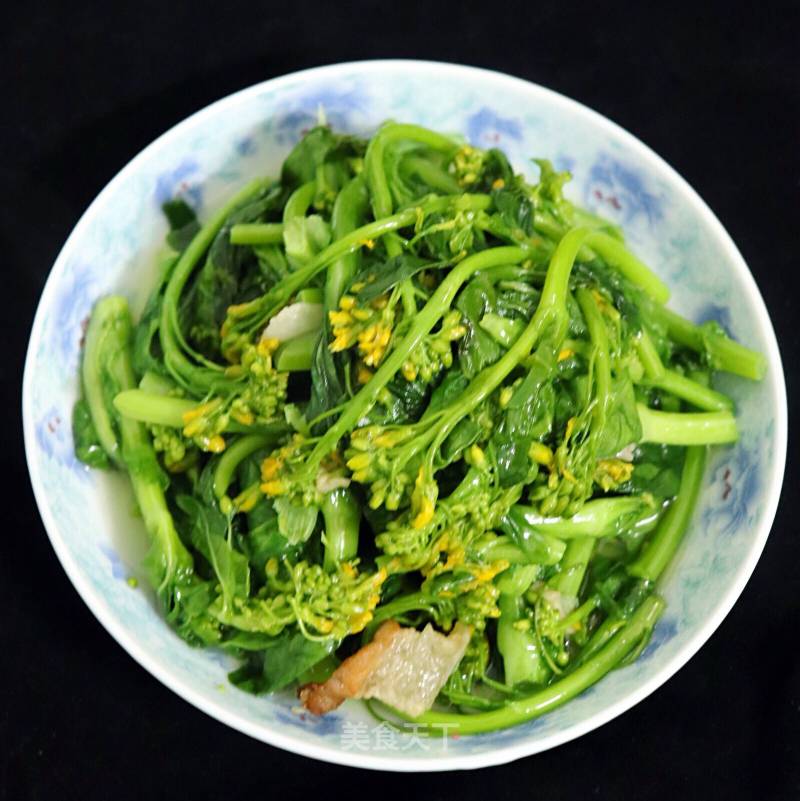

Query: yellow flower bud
[529,441,554,467]
[402,361,418,381]
[260,479,286,496]
[346,453,371,471]
[206,435,226,453]
[412,496,435,530]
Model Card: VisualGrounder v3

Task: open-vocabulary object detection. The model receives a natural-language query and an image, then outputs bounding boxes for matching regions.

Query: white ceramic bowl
[23,60,787,770]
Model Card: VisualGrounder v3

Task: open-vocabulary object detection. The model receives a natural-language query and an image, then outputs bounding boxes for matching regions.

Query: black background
[3,2,799,798]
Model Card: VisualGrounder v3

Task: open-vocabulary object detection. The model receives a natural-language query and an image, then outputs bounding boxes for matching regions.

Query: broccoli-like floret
[228,338,289,423]
[400,310,466,382]
[149,423,196,471]
[212,559,387,640]
[117,338,289,455]
[448,145,487,188]
[375,465,521,575]
[258,434,319,504]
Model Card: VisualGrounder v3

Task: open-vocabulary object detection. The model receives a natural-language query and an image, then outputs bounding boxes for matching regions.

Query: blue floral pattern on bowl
[22,61,786,771]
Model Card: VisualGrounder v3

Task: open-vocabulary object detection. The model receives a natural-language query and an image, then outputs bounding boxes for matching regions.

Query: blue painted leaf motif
[640,618,678,661]
[466,108,523,147]
[235,136,257,156]
[702,441,762,537]
[268,85,368,143]
[50,262,96,370]
[35,405,86,474]
[154,158,203,210]
[585,155,663,225]
[99,543,127,579]
[696,302,734,334]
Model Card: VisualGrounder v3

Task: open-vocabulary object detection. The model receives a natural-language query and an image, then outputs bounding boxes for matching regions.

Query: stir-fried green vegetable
[73,121,765,732]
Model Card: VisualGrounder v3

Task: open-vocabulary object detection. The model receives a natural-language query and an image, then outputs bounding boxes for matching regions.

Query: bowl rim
[22,58,788,771]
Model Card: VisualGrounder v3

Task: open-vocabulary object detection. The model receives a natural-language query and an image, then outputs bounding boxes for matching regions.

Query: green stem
[321,488,361,570]
[552,537,595,598]
[138,371,177,395]
[365,123,459,315]
[584,231,670,303]
[82,297,193,600]
[401,154,461,194]
[628,446,706,581]
[326,176,369,310]
[160,179,270,393]
[230,222,284,245]
[365,122,458,221]
[505,498,660,540]
[390,594,665,734]
[479,537,559,566]
[644,369,733,412]
[649,305,766,380]
[576,286,611,425]
[275,331,317,371]
[578,616,627,663]
[497,594,550,685]
[82,299,127,466]
[114,390,196,427]
[637,404,738,444]
[283,181,316,222]
[213,433,276,501]
[635,328,665,380]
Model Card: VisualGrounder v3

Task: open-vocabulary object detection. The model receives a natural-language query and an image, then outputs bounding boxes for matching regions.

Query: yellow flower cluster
[594,457,635,491]
[400,310,467,383]
[329,294,395,367]
[346,425,416,510]
[449,145,486,187]
[181,398,228,453]
[259,435,310,499]
[271,560,388,639]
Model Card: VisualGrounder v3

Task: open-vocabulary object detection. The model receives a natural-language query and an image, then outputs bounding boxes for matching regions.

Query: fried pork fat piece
[298,620,472,717]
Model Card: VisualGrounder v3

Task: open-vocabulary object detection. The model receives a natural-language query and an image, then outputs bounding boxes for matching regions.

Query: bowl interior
[23,61,786,770]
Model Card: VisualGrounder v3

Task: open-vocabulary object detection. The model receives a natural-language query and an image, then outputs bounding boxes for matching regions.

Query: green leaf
[280,126,366,190]
[185,186,285,358]
[131,256,177,379]
[162,199,201,252]
[274,497,319,545]
[241,499,301,574]
[177,495,250,608]
[283,214,332,268]
[596,377,642,457]
[227,627,336,693]
[306,329,349,433]
[352,254,443,302]
[499,510,567,565]
[456,278,503,378]
[621,443,685,498]
[427,369,469,415]
[492,184,534,236]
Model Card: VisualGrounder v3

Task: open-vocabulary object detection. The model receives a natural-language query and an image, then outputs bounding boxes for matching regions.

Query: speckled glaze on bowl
[22,60,787,770]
